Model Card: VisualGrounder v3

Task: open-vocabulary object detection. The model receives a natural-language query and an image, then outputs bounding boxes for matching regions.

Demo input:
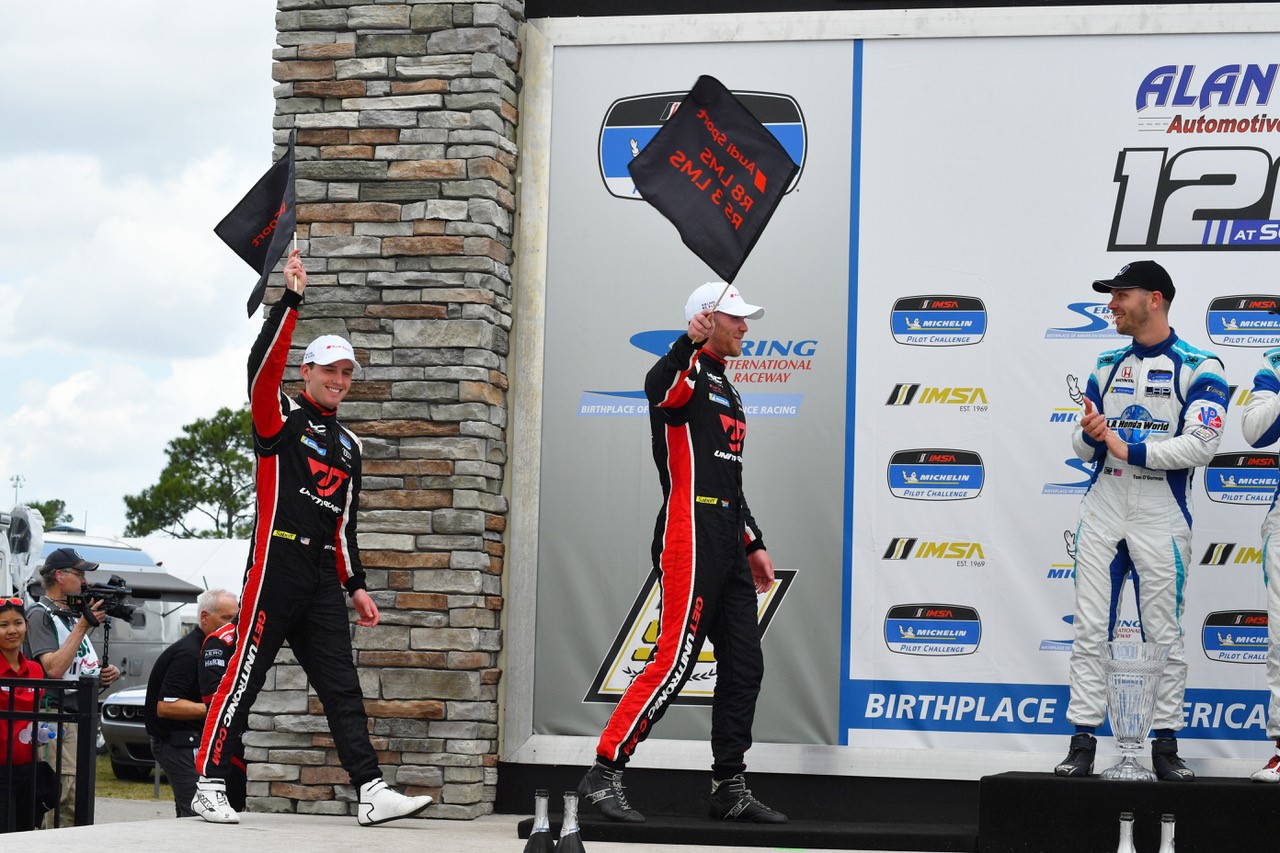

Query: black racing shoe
[708,774,789,823]
[1054,733,1096,777]
[1152,737,1195,781]
[577,762,646,823]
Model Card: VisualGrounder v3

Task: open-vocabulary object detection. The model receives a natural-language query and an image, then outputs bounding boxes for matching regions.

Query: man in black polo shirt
[145,589,238,817]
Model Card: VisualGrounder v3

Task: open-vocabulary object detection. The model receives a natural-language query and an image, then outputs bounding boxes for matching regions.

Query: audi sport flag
[215,130,297,316]
[627,75,799,283]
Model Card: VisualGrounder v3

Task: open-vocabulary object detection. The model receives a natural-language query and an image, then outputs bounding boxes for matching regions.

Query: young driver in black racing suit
[191,251,432,827]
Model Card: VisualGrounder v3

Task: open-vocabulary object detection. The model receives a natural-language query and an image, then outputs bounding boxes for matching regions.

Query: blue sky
[1,1,279,535]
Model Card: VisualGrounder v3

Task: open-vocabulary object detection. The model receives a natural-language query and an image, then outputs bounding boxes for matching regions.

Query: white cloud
[0,149,266,359]
[1,1,281,539]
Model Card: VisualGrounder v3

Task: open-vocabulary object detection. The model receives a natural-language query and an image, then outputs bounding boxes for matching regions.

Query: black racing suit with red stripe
[195,288,381,787]
[595,333,767,779]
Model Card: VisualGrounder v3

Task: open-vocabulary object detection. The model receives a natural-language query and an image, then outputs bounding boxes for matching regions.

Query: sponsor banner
[844,681,1269,740]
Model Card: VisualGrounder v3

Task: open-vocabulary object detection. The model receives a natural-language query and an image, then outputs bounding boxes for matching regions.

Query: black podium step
[978,771,1280,853]
[517,815,977,850]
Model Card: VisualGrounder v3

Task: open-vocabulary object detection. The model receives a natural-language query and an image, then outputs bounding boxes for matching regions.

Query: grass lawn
[93,752,172,801]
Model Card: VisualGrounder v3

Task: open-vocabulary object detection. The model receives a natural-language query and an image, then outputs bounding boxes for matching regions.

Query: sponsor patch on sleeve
[1188,425,1218,442]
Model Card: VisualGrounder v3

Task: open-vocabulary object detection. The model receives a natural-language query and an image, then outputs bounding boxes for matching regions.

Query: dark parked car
[100,686,155,779]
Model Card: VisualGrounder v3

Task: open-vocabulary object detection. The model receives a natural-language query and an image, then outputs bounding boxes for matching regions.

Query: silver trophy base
[1100,754,1156,782]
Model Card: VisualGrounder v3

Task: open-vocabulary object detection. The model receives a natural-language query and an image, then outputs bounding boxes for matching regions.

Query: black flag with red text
[627,76,799,283]
[215,130,297,317]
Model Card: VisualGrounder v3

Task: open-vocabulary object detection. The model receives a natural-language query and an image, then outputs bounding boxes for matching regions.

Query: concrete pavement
[13,798,946,853]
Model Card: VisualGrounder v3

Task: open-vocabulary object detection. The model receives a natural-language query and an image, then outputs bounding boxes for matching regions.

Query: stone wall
[242,0,524,819]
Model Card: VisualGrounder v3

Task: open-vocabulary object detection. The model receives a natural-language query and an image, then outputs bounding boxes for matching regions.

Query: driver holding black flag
[24,547,121,827]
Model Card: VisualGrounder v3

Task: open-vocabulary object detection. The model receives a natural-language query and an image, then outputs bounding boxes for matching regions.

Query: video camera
[64,574,138,627]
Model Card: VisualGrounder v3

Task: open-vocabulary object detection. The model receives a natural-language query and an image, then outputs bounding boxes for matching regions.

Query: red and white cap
[303,334,362,375]
[684,282,765,322]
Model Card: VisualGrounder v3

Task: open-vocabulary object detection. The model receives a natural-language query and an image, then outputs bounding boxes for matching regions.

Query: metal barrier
[1,674,98,831]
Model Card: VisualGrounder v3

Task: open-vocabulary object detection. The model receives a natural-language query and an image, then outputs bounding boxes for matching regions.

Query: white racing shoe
[192,776,240,824]
[1251,754,1280,782]
[357,778,434,826]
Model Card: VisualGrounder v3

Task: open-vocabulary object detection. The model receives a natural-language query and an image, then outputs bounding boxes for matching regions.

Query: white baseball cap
[684,282,765,322]
[303,335,362,375]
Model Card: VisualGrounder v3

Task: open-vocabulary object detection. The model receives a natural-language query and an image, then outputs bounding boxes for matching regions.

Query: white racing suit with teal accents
[1241,346,1280,739]
[1067,330,1227,732]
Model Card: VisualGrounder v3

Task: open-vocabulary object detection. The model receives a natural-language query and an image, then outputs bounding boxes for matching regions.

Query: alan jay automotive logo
[1112,65,1280,251]
[599,90,806,200]
[577,330,813,418]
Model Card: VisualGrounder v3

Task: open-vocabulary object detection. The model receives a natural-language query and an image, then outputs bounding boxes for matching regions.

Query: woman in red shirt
[1,597,47,833]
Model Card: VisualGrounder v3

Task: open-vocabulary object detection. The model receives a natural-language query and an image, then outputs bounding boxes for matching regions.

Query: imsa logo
[883,538,986,564]
[884,604,981,656]
[885,384,988,407]
[1200,542,1264,566]
[1203,610,1268,664]
[1204,452,1279,505]
[583,570,795,704]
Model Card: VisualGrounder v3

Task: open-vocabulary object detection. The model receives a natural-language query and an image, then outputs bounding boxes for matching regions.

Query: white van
[3,511,204,697]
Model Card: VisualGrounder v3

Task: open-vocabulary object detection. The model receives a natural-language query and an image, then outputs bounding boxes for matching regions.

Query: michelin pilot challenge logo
[1203,452,1279,504]
[886,449,984,500]
[889,296,986,346]
[1202,611,1268,664]
[884,604,981,656]
[1206,295,1280,347]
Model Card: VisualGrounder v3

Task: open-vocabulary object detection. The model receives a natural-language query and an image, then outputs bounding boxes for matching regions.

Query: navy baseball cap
[1092,260,1175,303]
[39,547,99,578]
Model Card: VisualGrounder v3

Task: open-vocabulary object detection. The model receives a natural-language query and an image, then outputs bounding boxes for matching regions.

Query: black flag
[627,76,799,283]
[215,130,298,316]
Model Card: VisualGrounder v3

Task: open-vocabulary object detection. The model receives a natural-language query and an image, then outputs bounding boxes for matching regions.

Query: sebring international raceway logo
[577,330,815,418]
[889,296,986,346]
[1206,295,1280,347]
[599,90,806,200]
[1044,303,1119,340]
[583,569,795,704]
[1114,63,1280,251]
[1042,458,1094,495]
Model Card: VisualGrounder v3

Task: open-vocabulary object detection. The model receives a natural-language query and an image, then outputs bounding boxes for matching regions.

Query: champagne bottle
[523,789,554,853]
[1156,813,1175,853]
[554,791,587,853]
[1116,811,1137,853]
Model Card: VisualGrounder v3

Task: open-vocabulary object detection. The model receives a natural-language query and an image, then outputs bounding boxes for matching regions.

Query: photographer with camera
[23,547,120,828]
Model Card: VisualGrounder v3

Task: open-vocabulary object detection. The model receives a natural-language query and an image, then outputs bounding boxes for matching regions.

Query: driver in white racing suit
[1055,261,1228,781]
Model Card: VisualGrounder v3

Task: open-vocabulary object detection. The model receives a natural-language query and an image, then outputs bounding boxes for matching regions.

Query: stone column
[243,0,523,819]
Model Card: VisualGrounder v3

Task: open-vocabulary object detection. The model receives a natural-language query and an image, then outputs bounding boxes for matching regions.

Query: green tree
[124,406,255,538]
[27,498,74,526]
